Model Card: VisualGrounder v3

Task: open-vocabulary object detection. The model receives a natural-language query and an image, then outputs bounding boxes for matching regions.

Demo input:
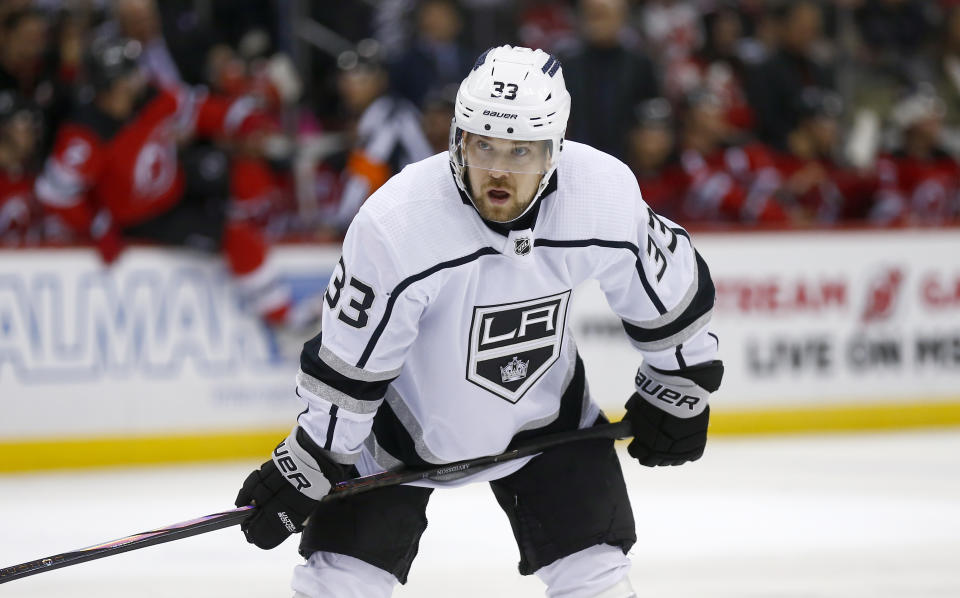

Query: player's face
[463,133,549,222]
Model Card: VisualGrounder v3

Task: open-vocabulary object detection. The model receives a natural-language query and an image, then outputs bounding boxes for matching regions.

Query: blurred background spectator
[669,88,784,224]
[108,0,191,87]
[326,40,432,233]
[667,4,759,136]
[0,89,42,245]
[872,89,960,224]
[561,0,660,161]
[388,0,473,108]
[775,88,877,223]
[0,0,956,252]
[33,35,297,327]
[626,96,677,214]
[746,1,836,151]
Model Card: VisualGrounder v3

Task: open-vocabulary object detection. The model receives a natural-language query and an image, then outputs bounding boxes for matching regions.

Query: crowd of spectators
[3,0,960,255]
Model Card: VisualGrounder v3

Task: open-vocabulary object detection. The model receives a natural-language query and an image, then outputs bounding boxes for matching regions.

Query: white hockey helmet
[449,45,571,222]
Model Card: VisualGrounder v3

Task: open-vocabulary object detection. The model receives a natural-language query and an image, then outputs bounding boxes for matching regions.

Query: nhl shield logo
[467,290,571,403]
[514,237,531,256]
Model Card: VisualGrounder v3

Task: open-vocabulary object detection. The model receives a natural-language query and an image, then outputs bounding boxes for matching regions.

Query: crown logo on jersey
[469,290,571,403]
[500,356,529,383]
[514,237,531,256]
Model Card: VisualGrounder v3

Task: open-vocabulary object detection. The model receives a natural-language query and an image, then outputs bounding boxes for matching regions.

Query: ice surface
[1,430,959,597]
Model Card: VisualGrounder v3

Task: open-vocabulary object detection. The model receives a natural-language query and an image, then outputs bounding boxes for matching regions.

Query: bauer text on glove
[624,360,723,467]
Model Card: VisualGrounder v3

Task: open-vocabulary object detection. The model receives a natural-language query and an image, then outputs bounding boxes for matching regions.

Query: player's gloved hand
[89,209,125,265]
[624,360,723,467]
[235,427,350,549]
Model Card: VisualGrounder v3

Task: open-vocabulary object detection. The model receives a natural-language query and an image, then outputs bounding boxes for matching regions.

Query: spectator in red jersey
[205,42,302,240]
[775,89,877,224]
[0,90,42,245]
[205,40,302,114]
[871,90,960,225]
[229,114,292,237]
[670,89,786,225]
[34,37,297,327]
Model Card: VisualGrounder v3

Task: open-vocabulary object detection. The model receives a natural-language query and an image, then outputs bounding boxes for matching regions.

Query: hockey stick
[0,419,633,584]
[329,418,634,498]
[0,506,255,584]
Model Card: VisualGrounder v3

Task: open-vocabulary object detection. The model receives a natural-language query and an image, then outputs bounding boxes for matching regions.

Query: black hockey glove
[235,427,351,550]
[624,360,723,467]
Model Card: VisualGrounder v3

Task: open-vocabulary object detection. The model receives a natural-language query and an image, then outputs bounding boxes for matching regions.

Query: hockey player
[34,37,293,325]
[235,46,723,598]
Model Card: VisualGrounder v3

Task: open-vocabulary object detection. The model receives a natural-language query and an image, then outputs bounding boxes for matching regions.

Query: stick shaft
[0,507,253,584]
[0,420,632,584]
[328,420,633,498]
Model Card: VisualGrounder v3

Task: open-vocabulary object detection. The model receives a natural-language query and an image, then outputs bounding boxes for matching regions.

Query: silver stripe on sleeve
[625,309,714,352]
[323,447,360,465]
[623,255,699,330]
[318,345,401,382]
[296,370,384,415]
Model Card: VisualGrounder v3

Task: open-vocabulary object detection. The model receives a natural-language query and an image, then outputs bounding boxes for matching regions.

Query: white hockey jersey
[295,140,719,486]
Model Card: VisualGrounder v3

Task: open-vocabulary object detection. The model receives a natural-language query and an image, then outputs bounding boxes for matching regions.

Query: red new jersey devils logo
[862,268,903,323]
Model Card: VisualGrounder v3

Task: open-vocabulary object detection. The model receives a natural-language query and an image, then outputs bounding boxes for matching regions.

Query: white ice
[1,430,959,598]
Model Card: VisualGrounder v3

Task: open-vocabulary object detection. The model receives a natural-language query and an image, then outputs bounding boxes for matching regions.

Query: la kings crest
[467,290,571,403]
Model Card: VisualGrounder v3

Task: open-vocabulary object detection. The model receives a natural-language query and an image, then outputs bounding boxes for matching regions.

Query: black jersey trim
[302,333,395,402]
[533,238,668,314]
[620,251,715,344]
[675,345,687,368]
[356,247,500,369]
[370,353,588,470]
[324,405,339,451]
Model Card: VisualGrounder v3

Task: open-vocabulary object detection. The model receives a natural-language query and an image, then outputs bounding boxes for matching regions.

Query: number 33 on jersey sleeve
[295,208,423,469]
